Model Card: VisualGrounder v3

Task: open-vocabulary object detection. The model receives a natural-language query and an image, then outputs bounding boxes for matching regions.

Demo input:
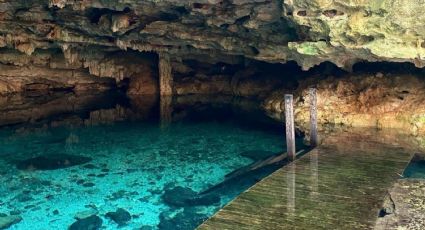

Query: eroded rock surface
[1,0,425,136]
[172,58,425,135]
[264,70,425,135]
[0,0,423,74]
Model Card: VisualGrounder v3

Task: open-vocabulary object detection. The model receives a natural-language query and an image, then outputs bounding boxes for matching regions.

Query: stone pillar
[159,53,173,96]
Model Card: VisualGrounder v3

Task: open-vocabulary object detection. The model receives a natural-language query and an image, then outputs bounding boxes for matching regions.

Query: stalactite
[16,43,35,55]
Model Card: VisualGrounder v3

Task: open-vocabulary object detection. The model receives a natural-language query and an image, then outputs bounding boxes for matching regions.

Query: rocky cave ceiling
[0,0,424,70]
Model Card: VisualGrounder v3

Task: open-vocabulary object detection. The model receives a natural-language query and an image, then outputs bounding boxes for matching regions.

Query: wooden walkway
[199,130,418,229]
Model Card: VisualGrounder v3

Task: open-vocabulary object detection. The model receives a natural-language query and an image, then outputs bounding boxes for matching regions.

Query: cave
[0,1,425,230]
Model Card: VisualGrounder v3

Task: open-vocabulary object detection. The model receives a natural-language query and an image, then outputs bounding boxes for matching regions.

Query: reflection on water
[0,92,300,230]
[199,128,423,229]
[160,95,172,129]
[286,163,296,214]
[310,151,319,198]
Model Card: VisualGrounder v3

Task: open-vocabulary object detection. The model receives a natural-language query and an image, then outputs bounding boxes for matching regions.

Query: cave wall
[0,47,158,96]
[172,59,425,135]
[0,0,423,71]
[1,0,425,135]
[264,70,425,135]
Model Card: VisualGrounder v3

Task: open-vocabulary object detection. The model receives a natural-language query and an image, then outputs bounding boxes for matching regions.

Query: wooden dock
[199,129,418,229]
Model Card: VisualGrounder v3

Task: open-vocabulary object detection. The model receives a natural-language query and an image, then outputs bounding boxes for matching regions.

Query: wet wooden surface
[199,130,417,229]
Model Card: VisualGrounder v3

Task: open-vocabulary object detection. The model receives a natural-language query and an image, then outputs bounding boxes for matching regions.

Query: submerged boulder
[16,154,92,171]
[162,186,220,207]
[105,208,131,226]
[74,209,98,220]
[0,215,22,230]
[158,208,209,230]
[68,215,102,230]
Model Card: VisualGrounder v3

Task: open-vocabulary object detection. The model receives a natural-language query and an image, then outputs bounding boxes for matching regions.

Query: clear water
[403,154,425,178]
[0,94,297,229]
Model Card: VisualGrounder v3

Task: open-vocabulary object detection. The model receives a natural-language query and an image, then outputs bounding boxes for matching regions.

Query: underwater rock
[9,211,21,216]
[69,215,102,230]
[16,154,92,171]
[158,208,208,230]
[240,150,276,161]
[105,208,131,226]
[82,182,96,188]
[0,215,22,230]
[109,190,127,201]
[162,186,220,207]
[139,226,155,230]
[14,193,33,202]
[75,210,98,220]
[83,164,97,169]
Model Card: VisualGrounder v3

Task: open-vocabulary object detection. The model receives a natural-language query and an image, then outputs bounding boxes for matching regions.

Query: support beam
[285,94,296,160]
[159,53,173,96]
[309,88,318,147]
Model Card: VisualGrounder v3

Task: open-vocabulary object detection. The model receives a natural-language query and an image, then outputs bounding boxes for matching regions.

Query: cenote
[0,93,304,230]
[2,1,425,229]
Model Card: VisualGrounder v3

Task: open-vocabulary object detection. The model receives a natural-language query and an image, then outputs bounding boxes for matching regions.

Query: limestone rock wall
[0,0,423,71]
[172,58,425,135]
[264,69,425,135]
[0,47,157,96]
[1,0,425,135]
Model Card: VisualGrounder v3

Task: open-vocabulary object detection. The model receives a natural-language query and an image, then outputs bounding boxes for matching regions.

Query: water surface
[404,154,425,178]
[0,93,298,229]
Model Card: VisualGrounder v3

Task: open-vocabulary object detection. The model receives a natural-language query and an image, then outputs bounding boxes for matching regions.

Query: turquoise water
[0,96,296,229]
[404,154,425,178]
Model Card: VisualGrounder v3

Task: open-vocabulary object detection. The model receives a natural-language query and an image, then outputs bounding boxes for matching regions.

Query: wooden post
[285,94,296,160]
[309,88,318,147]
[159,53,173,96]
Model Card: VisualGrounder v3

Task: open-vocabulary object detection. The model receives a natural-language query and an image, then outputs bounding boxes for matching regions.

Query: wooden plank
[198,130,415,230]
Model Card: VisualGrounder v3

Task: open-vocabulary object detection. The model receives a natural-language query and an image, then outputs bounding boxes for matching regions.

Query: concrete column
[159,53,173,96]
